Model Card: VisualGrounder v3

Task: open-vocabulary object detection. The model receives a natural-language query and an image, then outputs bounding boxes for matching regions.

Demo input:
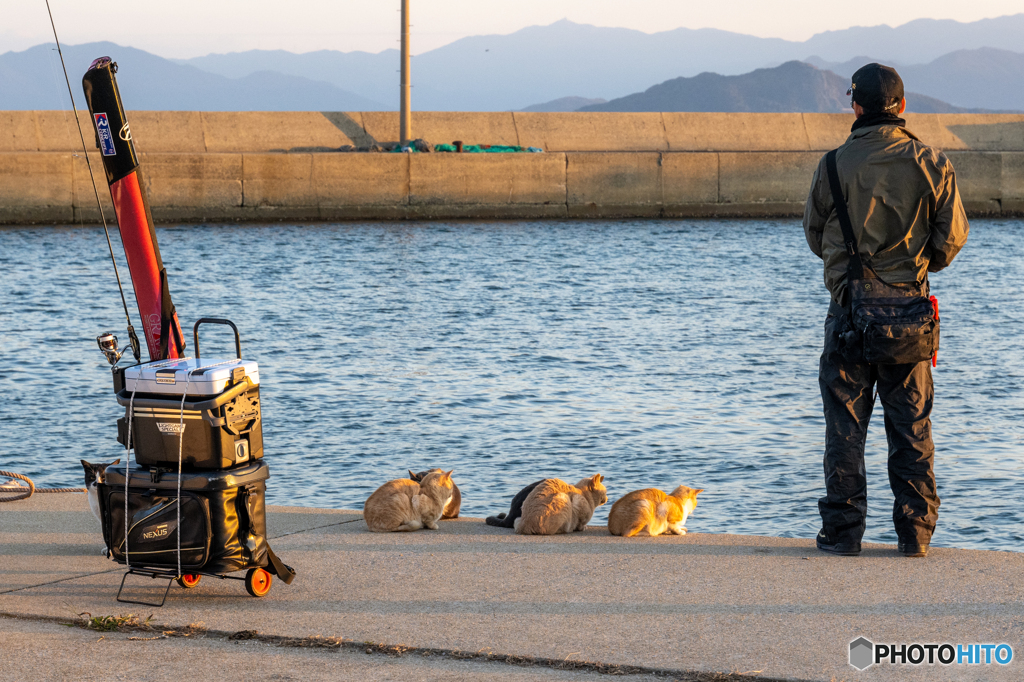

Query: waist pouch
[827,149,939,365]
[847,274,939,364]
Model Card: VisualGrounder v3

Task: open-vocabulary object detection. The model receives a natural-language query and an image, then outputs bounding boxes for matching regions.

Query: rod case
[82,57,185,362]
[100,461,293,582]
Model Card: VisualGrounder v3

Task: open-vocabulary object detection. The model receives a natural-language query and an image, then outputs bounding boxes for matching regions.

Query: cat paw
[100,547,110,557]
[425,521,439,530]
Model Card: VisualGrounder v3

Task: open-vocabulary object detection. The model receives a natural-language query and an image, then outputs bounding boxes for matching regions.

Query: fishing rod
[44,0,141,364]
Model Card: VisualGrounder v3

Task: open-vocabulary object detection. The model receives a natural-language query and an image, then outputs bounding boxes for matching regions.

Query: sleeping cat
[81,459,119,555]
[607,486,703,537]
[364,470,455,532]
[484,480,544,528]
[514,474,608,535]
[409,468,461,519]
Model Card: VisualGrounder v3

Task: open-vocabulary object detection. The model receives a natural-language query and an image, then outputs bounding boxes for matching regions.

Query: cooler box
[115,357,263,469]
[100,461,271,574]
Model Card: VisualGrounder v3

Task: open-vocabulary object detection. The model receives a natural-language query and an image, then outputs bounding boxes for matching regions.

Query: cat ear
[443,469,454,481]
[594,474,604,484]
[80,460,90,469]
[111,459,121,466]
[409,470,419,480]
[694,488,704,495]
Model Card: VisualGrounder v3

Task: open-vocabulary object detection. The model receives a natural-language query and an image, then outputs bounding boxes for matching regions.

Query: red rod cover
[110,171,183,360]
[83,57,184,361]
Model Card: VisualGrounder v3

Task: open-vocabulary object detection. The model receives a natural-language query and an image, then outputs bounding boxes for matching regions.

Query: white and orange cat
[514,474,608,535]
[607,486,703,537]
[364,470,455,532]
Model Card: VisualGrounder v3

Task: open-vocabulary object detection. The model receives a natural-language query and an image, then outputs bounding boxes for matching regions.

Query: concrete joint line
[657,152,665,208]
[0,518,362,595]
[199,112,210,153]
[405,153,411,205]
[268,516,364,539]
[0,610,797,682]
[799,113,813,151]
[716,153,722,203]
[563,153,569,208]
[511,112,522,149]
[307,153,317,216]
[0,568,123,596]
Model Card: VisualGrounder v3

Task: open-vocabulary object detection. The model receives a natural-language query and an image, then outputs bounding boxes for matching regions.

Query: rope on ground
[0,470,86,502]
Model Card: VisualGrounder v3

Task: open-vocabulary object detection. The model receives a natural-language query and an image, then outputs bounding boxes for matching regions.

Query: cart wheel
[176,573,201,589]
[245,568,272,598]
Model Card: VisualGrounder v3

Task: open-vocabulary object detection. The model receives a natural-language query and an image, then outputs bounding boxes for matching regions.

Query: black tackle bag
[100,460,294,582]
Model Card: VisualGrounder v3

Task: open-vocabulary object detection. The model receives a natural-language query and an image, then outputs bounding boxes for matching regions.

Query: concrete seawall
[2,111,1023,223]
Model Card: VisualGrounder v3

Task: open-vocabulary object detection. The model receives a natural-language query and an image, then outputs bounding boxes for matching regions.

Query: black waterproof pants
[818,300,939,546]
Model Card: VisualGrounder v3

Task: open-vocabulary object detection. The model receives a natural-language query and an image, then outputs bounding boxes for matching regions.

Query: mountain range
[2,15,1023,111]
[806,48,1024,112]
[0,42,384,111]
[580,61,1005,114]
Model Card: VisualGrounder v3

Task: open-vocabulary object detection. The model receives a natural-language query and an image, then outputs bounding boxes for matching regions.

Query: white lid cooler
[114,319,264,470]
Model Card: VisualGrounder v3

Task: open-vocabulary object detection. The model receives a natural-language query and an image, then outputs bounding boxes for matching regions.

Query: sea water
[1,219,1022,551]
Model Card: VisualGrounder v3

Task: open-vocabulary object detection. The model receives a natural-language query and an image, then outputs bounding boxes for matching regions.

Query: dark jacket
[803,123,969,304]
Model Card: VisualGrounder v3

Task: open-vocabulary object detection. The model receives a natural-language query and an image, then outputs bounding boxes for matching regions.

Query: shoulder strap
[825,149,864,281]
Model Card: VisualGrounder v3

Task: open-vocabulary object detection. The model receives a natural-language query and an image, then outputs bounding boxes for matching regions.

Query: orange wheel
[176,573,201,589]
[245,568,272,598]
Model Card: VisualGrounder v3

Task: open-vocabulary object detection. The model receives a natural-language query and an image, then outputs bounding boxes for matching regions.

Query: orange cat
[409,468,461,519]
[364,470,455,532]
[607,486,703,537]
[514,474,608,535]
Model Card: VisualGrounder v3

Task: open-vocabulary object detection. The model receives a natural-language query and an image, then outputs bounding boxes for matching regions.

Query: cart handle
[193,318,241,359]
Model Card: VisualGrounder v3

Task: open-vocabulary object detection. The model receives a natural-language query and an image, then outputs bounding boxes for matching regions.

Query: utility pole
[400,0,411,145]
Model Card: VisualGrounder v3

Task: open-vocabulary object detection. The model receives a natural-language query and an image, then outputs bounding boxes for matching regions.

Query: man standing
[803,64,969,558]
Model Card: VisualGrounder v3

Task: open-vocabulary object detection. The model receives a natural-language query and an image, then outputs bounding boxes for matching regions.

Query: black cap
[850,63,904,113]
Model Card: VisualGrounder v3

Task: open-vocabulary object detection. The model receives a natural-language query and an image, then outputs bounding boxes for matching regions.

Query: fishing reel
[97,327,141,366]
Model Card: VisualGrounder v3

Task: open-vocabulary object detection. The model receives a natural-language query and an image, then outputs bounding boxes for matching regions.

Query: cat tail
[485,514,514,528]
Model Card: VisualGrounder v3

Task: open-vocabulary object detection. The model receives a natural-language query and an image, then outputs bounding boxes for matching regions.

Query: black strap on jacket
[825,149,865,281]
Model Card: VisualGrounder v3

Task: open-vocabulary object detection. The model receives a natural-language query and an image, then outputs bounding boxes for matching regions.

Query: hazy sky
[4,0,1021,59]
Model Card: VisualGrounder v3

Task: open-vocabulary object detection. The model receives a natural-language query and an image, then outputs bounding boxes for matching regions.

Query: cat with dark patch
[81,459,119,554]
[409,469,461,519]
[484,480,544,528]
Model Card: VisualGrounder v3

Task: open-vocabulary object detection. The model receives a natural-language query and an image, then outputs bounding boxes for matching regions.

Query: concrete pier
[1,112,1022,223]
[2,493,1021,681]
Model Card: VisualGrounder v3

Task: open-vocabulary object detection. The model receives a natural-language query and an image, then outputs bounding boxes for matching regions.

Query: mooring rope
[0,471,86,502]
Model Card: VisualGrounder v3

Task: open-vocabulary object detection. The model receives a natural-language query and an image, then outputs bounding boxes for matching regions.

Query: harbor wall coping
[2,111,1024,153]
